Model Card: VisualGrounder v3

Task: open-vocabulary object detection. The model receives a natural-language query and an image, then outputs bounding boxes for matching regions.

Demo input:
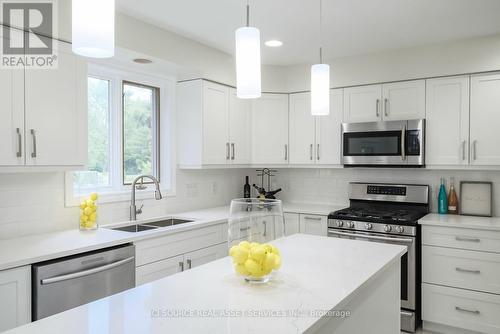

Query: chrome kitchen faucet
[130,175,162,221]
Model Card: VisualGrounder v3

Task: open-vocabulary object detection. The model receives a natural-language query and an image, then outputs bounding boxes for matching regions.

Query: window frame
[65,63,176,206]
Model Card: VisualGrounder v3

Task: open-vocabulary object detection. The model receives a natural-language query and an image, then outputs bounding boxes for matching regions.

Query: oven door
[327,229,416,310]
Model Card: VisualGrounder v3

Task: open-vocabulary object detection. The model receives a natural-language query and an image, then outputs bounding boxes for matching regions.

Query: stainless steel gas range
[328,182,429,333]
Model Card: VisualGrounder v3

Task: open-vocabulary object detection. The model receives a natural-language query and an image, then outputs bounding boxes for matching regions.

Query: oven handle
[328,229,414,243]
[401,124,406,161]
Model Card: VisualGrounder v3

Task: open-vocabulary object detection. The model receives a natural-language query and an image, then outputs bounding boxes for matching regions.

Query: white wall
[263,168,500,215]
[0,169,252,240]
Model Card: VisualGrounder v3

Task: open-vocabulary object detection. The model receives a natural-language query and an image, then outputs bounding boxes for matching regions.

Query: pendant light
[235,0,261,99]
[311,0,330,116]
[72,0,115,58]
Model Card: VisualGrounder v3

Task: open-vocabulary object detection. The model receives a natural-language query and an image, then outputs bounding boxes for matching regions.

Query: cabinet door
[382,80,425,121]
[251,94,289,164]
[426,77,470,165]
[0,30,24,166]
[24,41,87,166]
[229,88,251,164]
[289,92,315,164]
[343,84,382,123]
[0,266,31,331]
[184,243,227,270]
[299,214,327,236]
[316,89,343,165]
[202,81,229,165]
[470,73,500,165]
[136,255,184,286]
[283,213,300,236]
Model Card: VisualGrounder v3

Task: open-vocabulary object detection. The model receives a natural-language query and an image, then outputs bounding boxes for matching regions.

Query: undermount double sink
[109,218,194,233]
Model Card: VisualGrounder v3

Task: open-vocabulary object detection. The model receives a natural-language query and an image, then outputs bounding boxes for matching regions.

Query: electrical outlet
[212,182,218,195]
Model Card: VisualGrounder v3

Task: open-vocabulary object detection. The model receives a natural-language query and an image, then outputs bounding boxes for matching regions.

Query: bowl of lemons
[230,241,282,283]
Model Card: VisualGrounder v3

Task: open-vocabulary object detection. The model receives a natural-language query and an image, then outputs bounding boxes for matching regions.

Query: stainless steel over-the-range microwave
[341,119,425,167]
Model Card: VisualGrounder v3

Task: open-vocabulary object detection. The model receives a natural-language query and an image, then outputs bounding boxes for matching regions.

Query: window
[68,65,174,204]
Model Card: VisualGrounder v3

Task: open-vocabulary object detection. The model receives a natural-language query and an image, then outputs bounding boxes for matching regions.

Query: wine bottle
[438,178,448,214]
[448,177,458,214]
[243,176,251,198]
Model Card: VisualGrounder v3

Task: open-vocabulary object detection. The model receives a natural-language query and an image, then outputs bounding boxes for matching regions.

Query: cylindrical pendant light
[72,0,115,58]
[235,1,261,99]
[311,0,330,116]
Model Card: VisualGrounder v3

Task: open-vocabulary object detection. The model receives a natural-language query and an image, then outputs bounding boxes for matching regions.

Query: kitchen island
[5,234,406,334]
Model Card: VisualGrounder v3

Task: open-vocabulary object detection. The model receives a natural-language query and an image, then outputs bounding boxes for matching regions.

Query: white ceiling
[117,0,500,66]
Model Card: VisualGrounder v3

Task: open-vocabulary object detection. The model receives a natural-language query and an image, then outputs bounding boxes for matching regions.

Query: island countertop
[5,234,406,334]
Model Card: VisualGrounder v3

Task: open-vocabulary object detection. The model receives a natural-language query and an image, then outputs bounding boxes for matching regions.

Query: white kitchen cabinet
[184,243,227,269]
[229,88,251,164]
[25,40,87,166]
[289,89,343,165]
[470,73,500,165]
[343,84,382,123]
[283,213,300,236]
[251,93,289,164]
[299,214,327,236]
[0,266,31,332]
[381,80,425,121]
[426,76,470,166]
[177,80,251,167]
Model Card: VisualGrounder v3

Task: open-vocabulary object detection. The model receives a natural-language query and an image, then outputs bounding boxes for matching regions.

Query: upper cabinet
[177,80,251,167]
[470,73,500,165]
[0,32,87,169]
[426,76,470,166]
[251,93,289,165]
[343,80,425,123]
[289,89,343,165]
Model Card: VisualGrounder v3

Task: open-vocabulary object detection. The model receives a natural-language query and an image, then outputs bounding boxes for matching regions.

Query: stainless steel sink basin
[111,224,158,232]
[141,218,193,228]
[108,218,194,233]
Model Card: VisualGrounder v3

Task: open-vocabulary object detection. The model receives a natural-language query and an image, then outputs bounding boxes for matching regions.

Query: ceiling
[117,0,500,66]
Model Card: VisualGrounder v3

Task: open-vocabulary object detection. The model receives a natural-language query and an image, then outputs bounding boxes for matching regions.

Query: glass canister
[79,193,99,230]
[228,198,284,283]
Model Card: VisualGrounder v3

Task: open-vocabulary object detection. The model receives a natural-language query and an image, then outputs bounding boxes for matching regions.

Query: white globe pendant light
[311,0,330,116]
[72,0,115,58]
[235,1,261,99]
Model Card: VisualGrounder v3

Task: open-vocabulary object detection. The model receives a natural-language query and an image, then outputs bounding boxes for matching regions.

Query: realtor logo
[1,0,58,68]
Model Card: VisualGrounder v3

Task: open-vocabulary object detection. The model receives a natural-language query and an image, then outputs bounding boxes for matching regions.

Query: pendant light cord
[319,0,323,63]
[246,0,250,27]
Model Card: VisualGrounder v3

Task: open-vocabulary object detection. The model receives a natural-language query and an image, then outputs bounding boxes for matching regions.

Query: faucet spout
[130,175,162,221]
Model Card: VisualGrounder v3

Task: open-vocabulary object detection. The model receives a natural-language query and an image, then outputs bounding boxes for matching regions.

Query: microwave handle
[401,124,406,161]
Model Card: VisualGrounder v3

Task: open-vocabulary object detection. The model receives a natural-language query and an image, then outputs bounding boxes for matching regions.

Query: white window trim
[65,63,177,207]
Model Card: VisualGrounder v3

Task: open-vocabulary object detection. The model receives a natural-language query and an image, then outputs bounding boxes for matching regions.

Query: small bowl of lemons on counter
[79,193,99,230]
[229,241,282,283]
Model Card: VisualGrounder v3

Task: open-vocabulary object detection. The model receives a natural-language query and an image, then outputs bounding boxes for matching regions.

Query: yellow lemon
[263,253,276,272]
[79,201,86,210]
[89,213,97,222]
[234,263,249,276]
[244,259,260,275]
[83,207,93,216]
[85,199,95,207]
[271,245,280,256]
[262,244,273,252]
[273,255,282,270]
[250,242,260,249]
[80,214,88,222]
[229,245,239,257]
[250,246,267,263]
[238,241,251,250]
[232,247,249,264]
[90,193,98,201]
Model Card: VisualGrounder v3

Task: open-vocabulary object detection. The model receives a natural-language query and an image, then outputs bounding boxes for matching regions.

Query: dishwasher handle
[40,256,135,285]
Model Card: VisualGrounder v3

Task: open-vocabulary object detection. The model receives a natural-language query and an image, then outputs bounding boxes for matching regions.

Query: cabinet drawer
[136,255,183,286]
[135,224,225,266]
[423,245,500,294]
[299,214,327,236]
[422,283,500,334]
[422,225,500,253]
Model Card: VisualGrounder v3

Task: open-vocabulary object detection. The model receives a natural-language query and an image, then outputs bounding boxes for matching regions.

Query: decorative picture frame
[459,181,493,217]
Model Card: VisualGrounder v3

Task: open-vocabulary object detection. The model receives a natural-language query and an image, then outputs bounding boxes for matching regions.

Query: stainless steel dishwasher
[32,244,135,320]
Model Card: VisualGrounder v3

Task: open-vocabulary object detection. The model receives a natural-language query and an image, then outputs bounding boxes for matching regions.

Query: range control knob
[336,220,344,227]
[347,221,355,228]
[384,225,392,232]
[365,223,373,230]
[396,226,405,234]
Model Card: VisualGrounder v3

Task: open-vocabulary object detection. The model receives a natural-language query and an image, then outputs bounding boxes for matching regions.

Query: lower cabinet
[283,213,300,236]
[0,266,31,332]
[299,214,327,236]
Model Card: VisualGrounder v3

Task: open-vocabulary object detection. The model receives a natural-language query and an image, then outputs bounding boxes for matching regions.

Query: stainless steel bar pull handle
[455,306,480,315]
[16,128,22,157]
[284,144,288,161]
[472,140,477,161]
[401,125,406,161]
[328,229,414,243]
[317,144,320,161]
[304,216,322,221]
[226,142,230,160]
[179,261,184,272]
[186,259,192,270]
[462,140,466,161]
[310,144,313,160]
[376,99,380,117]
[231,143,235,160]
[455,267,480,274]
[384,98,389,116]
[455,236,480,243]
[30,129,37,158]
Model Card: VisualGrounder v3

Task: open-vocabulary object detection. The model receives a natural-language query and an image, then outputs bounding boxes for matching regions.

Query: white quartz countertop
[5,234,406,334]
[282,202,343,216]
[420,213,500,231]
[0,202,339,271]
